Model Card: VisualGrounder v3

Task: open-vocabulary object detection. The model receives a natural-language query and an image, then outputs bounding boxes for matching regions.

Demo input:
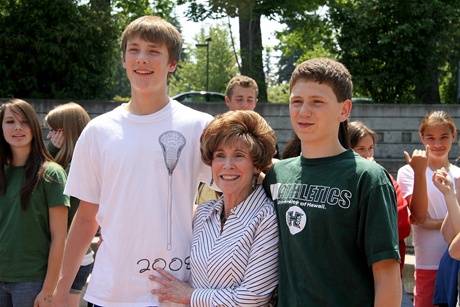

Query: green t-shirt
[0,162,69,282]
[263,149,400,306]
[47,142,79,228]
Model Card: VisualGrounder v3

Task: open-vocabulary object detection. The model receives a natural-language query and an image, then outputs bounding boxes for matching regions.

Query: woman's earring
[210,176,214,187]
[252,174,258,190]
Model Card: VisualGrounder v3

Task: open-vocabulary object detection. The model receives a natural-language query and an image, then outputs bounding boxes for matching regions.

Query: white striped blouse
[190,185,278,307]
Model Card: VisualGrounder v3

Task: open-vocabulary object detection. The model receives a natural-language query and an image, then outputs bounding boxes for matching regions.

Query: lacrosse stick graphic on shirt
[159,131,186,250]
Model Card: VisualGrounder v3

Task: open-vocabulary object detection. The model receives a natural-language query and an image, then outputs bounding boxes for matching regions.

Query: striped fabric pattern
[190,185,278,306]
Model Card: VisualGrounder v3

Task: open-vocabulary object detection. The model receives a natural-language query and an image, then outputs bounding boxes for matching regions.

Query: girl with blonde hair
[44,102,92,307]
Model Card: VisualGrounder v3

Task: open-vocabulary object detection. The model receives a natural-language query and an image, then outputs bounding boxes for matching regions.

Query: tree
[275,10,337,84]
[169,23,238,95]
[0,0,117,99]
[328,0,460,104]
[0,0,180,100]
[267,83,290,103]
[177,0,326,102]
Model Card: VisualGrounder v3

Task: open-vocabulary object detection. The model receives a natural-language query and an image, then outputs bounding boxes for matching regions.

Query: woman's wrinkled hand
[149,268,194,304]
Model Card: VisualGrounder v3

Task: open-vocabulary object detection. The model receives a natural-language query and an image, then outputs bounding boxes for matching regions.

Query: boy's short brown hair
[226,75,259,99]
[290,58,353,102]
[120,16,183,64]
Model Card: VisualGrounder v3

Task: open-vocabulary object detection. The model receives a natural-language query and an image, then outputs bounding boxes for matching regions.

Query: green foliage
[0,0,118,99]
[267,83,290,103]
[178,0,324,21]
[275,9,337,83]
[178,0,327,102]
[113,95,131,102]
[328,0,460,104]
[439,61,460,104]
[169,23,238,96]
[109,0,180,100]
[112,0,179,32]
[0,0,181,100]
[111,59,131,99]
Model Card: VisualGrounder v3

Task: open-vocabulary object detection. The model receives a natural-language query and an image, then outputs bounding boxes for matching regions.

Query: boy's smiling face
[289,80,351,149]
[123,36,177,94]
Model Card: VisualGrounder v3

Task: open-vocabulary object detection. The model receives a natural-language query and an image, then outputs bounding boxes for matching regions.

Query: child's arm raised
[403,147,430,223]
[432,168,460,243]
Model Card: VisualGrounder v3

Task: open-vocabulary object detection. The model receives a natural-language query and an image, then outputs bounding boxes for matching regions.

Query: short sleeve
[43,162,70,208]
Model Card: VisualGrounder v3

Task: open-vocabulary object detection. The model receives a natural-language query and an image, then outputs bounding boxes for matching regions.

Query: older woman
[149,110,278,306]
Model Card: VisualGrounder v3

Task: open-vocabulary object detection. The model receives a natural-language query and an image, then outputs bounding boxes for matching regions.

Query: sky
[174,4,284,48]
[174,4,285,77]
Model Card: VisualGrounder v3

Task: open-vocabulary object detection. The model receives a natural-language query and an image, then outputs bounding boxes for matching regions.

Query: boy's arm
[52,201,99,307]
[372,259,402,307]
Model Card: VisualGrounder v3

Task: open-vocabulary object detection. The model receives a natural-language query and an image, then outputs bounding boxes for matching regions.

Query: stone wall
[258,103,460,177]
[6,98,460,177]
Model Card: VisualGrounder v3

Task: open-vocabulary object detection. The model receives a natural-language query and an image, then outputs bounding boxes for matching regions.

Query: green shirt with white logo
[263,149,399,306]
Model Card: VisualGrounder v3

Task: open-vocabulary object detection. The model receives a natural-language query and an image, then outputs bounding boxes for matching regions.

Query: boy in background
[225,75,259,111]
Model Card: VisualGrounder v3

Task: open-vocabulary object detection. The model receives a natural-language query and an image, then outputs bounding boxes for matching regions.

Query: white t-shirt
[65,100,213,306]
[397,164,460,269]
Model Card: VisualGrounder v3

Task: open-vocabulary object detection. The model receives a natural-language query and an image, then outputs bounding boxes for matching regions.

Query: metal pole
[206,43,209,92]
[196,37,212,92]
[457,61,460,103]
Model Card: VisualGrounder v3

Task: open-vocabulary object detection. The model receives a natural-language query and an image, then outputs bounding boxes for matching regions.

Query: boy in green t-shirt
[263,58,401,306]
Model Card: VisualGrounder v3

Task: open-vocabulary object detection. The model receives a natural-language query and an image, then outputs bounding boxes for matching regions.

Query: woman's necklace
[220,209,227,224]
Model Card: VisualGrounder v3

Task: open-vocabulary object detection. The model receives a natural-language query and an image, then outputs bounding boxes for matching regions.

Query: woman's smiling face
[212,141,259,203]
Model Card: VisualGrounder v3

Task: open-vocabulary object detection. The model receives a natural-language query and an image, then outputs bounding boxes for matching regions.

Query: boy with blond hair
[225,75,259,111]
[52,16,212,306]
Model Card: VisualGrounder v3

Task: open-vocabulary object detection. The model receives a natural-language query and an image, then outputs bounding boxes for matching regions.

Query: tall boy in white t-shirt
[52,16,212,306]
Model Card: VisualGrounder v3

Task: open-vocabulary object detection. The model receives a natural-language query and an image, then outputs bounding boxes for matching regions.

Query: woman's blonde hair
[44,102,90,168]
[200,110,276,173]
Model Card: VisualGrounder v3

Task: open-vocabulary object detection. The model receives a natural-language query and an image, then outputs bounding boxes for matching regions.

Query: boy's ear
[339,99,352,121]
[168,61,178,73]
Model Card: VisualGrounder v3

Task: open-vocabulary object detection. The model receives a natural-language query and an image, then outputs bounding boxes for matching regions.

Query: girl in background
[0,99,69,306]
[348,120,412,307]
[44,102,93,307]
[397,111,460,307]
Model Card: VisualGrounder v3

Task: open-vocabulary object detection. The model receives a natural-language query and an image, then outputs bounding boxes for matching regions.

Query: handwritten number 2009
[137,257,191,273]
